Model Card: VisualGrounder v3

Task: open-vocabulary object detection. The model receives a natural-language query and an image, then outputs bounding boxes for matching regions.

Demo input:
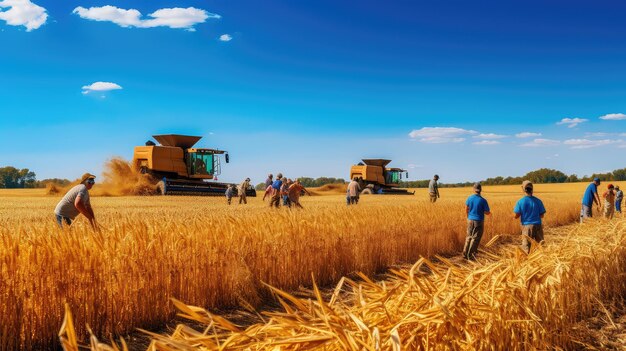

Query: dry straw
[0,185,581,349]
[60,218,626,350]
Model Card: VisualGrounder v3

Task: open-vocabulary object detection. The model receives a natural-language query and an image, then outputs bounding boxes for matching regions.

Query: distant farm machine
[133,134,256,196]
[349,159,414,195]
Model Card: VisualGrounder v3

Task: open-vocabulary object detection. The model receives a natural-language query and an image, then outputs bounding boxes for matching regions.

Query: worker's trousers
[270,193,281,208]
[462,220,484,260]
[521,224,544,254]
[239,194,247,204]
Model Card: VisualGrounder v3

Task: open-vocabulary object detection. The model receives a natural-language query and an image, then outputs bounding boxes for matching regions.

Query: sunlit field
[0,182,612,349]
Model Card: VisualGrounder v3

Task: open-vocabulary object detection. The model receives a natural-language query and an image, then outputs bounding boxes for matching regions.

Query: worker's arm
[540,213,545,218]
[514,212,521,219]
[74,196,96,229]
[465,205,470,215]
[484,211,491,216]
[304,187,311,196]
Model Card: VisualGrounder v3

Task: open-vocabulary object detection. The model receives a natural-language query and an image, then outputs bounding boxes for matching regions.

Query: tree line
[399,167,626,188]
[255,177,346,190]
[0,166,71,189]
[3,164,626,190]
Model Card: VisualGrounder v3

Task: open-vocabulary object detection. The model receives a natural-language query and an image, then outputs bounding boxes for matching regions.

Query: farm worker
[281,178,292,207]
[238,178,251,205]
[514,180,546,254]
[262,184,273,201]
[615,186,623,215]
[462,183,491,260]
[265,174,274,189]
[603,184,616,219]
[288,179,311,209]
[225,184,235,205]
[347,178,361,205]
[581,177,601,222]
[429,174,440,203]
[269,173,283,208]
[54,173,97,230]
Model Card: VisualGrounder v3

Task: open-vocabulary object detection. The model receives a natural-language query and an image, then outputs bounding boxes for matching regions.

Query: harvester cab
[350,159,414,195]
[133,134,255,196]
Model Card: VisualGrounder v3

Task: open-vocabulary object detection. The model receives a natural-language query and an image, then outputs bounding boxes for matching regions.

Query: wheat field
[0,182,609,349]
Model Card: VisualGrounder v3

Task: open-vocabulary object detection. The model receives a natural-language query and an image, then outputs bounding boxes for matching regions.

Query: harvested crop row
[0,190,579,349]
[61,218,626,350]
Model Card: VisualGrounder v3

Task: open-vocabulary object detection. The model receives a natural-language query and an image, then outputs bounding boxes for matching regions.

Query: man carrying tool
[238,178,251,205]
[429,174,440,203]
[269,173,283,208]
[54,173,97,230]
[513,180,546,254]
[581,177,601,222]
[462,182,491,260]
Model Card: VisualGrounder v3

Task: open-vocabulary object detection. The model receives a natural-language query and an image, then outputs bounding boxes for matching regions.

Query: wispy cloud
[474,133,507,140]
[473,140,501,145]
[599,113,626,121]
[520,138,560,147]
[82,81,123,94]
[0,0,47,31]
[563,139,621,149]
[73,5,219,31]
[515,132,541,138]
[219,33,232,41]
[556,117,588,128]
[408,127,477,143]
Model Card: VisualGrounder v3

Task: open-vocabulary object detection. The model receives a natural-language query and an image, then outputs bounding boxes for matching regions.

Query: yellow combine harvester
[349,159,414,195]
[134,134,256,196]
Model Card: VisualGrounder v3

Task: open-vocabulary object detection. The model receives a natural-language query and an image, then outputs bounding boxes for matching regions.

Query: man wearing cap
[581,178,601,222]
[463,182,491,260]
[270,173,283,208]
[54,173,97,229]
[514,180,546,254]
[602,184,616,219]
[615,186,623,216]
[429,174,440,203]
[238,177,251,205]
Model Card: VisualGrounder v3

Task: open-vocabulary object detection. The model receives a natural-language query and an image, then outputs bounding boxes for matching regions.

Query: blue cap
[593,177,601,182]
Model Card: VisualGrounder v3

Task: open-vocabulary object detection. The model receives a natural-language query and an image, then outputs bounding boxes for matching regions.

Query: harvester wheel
[156,181,166,195]
[361,188,373,195]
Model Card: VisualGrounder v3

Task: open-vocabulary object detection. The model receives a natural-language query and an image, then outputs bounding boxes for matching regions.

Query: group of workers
[53,172,623,261]
[258,173,310,208]
[460,176,623,260]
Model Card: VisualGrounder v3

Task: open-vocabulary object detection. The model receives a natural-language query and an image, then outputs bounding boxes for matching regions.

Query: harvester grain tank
[349,159,414,195]
[133,134,257,196]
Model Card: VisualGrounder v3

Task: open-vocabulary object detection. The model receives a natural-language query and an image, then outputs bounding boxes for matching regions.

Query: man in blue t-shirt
[513,180,546,254]
[580,178,601,222]
[269,173,284,208]
[462,182,491,260]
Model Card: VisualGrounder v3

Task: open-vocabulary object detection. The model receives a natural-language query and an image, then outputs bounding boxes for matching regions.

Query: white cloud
[520,138,560,147]
[563,139,620,149]
[72,5,219,30]
[556,117,588,128]
[472,140,501,145]
[0,0,47,31]
[82,81,122,94]
[515,132,541,138]
[474,133,507,140]
[599,113,626,121]
[219,34,232,41]
[408,127,477,143]
[407,164,423,169]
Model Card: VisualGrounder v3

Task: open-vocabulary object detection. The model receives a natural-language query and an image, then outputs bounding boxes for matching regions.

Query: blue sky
[1,0,626,183]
